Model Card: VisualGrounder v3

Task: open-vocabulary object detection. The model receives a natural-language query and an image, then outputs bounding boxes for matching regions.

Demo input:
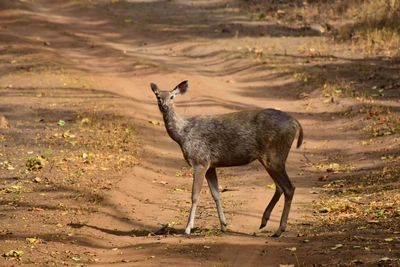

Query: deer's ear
[173,80,188,95]
[150,82,160,95]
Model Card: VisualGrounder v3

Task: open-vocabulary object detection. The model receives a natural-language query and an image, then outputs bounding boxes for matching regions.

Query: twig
[302,151,313,164]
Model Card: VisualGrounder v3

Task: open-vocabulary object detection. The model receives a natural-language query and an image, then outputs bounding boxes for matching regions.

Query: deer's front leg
[185,165,207,235]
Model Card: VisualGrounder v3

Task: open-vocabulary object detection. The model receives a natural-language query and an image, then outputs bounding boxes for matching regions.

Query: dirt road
[1,0,399,266]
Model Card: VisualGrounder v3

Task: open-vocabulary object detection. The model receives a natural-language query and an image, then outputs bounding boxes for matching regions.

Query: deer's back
[181,109,297,167]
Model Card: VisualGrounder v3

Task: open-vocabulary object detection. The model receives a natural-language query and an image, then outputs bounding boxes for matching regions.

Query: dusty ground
[0,0,399,266]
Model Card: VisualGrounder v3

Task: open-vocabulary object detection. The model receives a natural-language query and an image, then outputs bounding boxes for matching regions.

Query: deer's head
[150,80,188,112]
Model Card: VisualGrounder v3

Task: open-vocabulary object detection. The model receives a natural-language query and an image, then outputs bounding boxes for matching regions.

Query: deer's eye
[170,95,175,100]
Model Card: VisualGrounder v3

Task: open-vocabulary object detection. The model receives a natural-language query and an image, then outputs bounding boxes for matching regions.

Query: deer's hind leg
[206,168,227,232]
[259,180,283,230]
[259,150,295,237]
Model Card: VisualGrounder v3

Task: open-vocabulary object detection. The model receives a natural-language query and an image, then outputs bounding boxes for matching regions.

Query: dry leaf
[331,244,343,250]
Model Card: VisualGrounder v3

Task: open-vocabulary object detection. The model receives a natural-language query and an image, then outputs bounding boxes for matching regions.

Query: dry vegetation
[244,0,400,56]
[0,84,139,265]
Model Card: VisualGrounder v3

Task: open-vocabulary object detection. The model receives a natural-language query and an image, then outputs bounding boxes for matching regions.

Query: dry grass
[243,0,400,56]
[358,103,400,137]
[315,159,400,230]
[337,0,400,55]
[321,80,357,98]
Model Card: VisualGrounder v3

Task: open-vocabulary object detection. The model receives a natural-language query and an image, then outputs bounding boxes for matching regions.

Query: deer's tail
[295,119,303,149]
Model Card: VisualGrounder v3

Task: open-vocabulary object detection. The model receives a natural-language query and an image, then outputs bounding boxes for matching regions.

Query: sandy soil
[0,0,399,266]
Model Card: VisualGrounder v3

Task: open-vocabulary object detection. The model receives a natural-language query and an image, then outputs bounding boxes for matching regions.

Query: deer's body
[150,81,303,237]
[164,109,300,168]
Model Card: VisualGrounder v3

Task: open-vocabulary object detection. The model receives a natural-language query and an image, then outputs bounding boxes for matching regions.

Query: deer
[150,80,303,237]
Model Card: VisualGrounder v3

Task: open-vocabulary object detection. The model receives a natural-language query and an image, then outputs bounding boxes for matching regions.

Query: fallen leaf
[319,207,330,213]
[57,120,65,126]
[285,247,297,252]
[2,250,24,257]
[174,188,185,192]
[318,175,328,181]
[148,120,161,126]
[360,140,370,146]
[331,244,343,250]
[81,118,90,124]
[0,116,9,129]
[299,92,309,99]
[378,257,391,263]
[5,185,21,194]
[375,210,385,217]
[82,166,96,171]
[167,221,181,226]
[31,207,45,212]
[26,237,39,244]
[33,177,42,183]
[221,187,239,192]
[124,17,133,23]
[26,156,47,171]
[267,183,276,189]
[1,161,15,170]
[351,259,363,265]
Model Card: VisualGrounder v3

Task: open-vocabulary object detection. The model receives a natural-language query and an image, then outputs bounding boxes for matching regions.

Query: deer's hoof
[259,221,267,230]
[221,223,227,232]
[184,228,191,236]
[271,229,283,237]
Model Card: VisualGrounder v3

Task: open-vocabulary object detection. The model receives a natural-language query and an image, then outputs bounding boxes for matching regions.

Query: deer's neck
[162,106,187,145]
